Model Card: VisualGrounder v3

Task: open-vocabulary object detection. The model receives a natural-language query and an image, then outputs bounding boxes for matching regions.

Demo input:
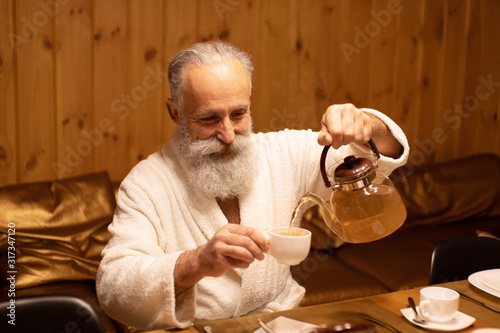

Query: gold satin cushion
[0,172,115,289]
[391,153,500,227]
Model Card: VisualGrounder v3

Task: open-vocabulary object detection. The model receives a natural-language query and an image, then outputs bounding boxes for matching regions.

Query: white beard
[177,123,258,200]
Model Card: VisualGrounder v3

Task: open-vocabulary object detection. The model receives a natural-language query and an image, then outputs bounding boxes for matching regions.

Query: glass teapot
[300,140,407,243]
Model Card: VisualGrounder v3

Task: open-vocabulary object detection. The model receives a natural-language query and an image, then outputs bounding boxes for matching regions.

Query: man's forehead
[194,103,250,116]
[182,60,250,113]
[184,58,246,78]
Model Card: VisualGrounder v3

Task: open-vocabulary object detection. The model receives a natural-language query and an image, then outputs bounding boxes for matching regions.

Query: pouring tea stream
[289,140,407,243]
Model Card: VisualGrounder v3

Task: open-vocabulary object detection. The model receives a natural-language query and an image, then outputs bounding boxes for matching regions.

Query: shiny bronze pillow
[391,153,500,228]
[0,172,115,289]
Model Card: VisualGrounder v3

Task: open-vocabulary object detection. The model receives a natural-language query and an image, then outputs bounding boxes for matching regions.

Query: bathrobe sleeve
[362,108,410,176]
[96,163,197,330]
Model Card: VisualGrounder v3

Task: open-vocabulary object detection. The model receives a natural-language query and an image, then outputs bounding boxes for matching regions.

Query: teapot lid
[320,139,380,188]
[334,155,375,183]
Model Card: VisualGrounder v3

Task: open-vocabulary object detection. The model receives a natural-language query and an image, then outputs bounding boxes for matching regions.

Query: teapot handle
[320,139,380,188]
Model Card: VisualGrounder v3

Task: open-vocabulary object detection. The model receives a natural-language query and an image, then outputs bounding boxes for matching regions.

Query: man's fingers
[212,225,268,262]
[223,224,269,253]
[318,103,374,148]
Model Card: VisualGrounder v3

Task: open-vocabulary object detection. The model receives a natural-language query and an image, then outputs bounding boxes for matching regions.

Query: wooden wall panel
[1,0,499,186]
[417,0,446,163]
[476,0,500,155]
[435,0,469,162]
[294,1,323,131]
[163,0,198,106]
[93,0,128,181]
[0,0,17,185]
[344,0,372,108]
[253,0,298,133]
[367,0,399,118]
[460,0,485,158]
[16,0,55,183]
[198,0,226,42]
[392,0,423,150]
[55,0,93,180]
[162,0,198,144]
[224,0,261,58]
[163,0,198,55]
[127,0,166,166]
[315,0,350,123]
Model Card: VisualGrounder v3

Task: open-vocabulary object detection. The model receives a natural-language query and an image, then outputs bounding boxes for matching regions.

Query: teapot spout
[296,192,345,240]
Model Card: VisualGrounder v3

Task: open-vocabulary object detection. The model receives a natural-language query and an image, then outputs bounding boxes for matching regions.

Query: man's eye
[231,111,247,119]
[199,116,219,123]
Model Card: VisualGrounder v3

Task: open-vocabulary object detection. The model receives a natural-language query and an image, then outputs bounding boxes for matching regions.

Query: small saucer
[401,307,475,331]
[253,316,317,333]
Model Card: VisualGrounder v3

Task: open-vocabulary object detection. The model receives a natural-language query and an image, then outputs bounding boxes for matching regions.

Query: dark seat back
[0,294,106,333]
[429,236,500,285]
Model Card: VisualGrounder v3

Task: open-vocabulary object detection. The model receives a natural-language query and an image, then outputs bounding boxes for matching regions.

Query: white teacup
[419,287,459,323]
[264,227,311,266]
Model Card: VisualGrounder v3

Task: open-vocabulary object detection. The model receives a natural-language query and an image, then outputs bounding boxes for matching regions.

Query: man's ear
[165,98,181,125]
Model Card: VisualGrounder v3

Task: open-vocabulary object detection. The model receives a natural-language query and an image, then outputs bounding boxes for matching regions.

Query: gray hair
[168,40,254,113]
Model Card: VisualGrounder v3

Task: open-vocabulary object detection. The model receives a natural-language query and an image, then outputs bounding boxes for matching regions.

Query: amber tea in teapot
[290,140,406,244]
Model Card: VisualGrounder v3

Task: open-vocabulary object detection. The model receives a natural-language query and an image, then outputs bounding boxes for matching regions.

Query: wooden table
[369,280,500,331]
[151,280,500,332]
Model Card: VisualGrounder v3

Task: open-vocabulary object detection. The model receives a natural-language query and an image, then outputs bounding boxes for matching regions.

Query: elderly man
[96,41,409,330]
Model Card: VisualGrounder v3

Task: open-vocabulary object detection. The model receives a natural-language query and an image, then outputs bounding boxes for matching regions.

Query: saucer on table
[253,316,317,333]
[401,307,475,331]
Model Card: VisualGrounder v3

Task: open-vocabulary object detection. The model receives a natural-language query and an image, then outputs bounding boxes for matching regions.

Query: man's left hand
[317,103,403,158]
[317,103,373,149]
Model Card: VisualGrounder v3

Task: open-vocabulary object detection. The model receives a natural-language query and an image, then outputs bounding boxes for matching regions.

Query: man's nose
[217,118,236,143]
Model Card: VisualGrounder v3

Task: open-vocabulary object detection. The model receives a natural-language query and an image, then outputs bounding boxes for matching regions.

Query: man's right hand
[174,224,269,295]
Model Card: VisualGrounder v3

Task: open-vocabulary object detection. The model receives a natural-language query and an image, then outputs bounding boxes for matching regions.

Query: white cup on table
[264,227,311,266]
[419,286,460,323]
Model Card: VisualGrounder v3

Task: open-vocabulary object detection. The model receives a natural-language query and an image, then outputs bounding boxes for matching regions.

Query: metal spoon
[408,297,427,324]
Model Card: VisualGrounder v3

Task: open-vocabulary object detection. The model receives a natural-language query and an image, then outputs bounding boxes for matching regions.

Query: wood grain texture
[0,0,17,184]
[55,0,93,180]
[15,0,56,183]
[93,0,129,181]
[1,0,499,186]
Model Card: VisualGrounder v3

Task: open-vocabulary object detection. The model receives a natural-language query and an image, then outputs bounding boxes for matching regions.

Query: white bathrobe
[96,109,409,330]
